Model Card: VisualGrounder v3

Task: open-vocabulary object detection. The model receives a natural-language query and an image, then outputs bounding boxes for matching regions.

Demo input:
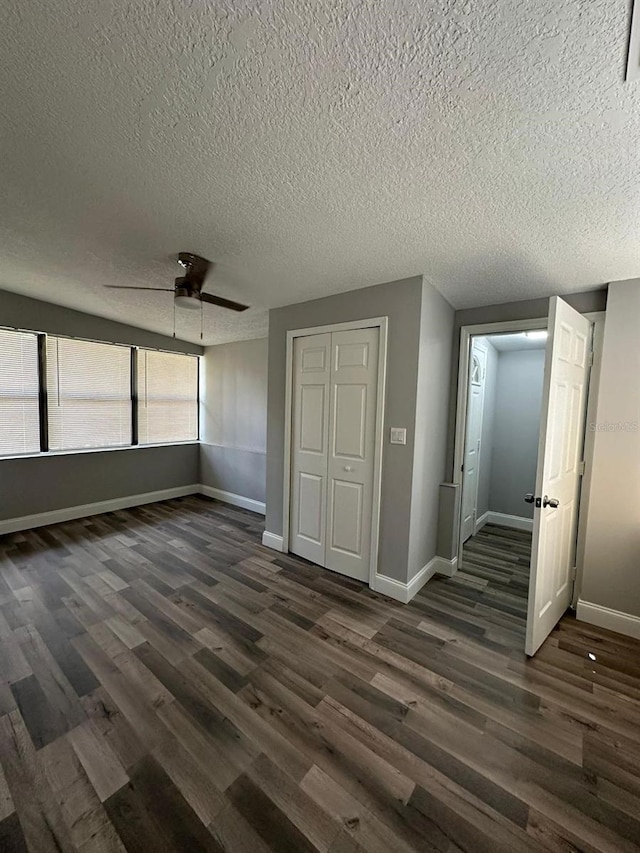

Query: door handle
[543,495,559,508]
[524,493,535,504]
[343,466,354,472]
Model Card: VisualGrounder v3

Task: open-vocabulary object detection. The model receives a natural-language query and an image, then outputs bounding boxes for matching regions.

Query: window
[470,353,482,385]
[46,337,131,451]
[137,349,198,444]
[0,328,199,456]
[0,329,40,456]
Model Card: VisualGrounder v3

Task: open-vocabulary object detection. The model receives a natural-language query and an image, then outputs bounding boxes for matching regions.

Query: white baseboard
[485,511,533,532]
[576,600,640,641]
[262,531,285,552]
[372,556,441,604]
[474,511,490,534]
[198,484,266,515]
[0,485,200,536]
[433,555,458,577]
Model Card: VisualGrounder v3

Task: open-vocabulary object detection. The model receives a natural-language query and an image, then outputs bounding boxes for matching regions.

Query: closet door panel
[325,328,379,581]
[289,333,331,564]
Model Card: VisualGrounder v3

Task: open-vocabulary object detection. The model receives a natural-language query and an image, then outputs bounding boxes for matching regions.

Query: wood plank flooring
[457,523,532,632]
[1,496,639,852]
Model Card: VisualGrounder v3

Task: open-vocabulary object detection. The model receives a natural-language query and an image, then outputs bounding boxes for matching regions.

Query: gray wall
[445,288,607,480]
[489,348,545,518]
[0,290,201,523]
[0,444,199,520]
[200,338,268,504]
[407,280,455,578]
[476,338,497,519]
[0,288,203,354]
[581,279,640,617]
[266,276,424,583]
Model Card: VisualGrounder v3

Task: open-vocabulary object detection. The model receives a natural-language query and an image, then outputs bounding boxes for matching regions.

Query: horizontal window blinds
[0,329,40,456]
[46,337,131,451]
[137,349,198,444]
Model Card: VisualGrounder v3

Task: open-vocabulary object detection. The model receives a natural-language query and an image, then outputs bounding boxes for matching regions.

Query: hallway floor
[453,522,532,643]
[0,498,639,852]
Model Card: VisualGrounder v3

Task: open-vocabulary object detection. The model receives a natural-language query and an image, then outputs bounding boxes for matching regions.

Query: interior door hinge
[587,350,594,367]
[579,460,585,476]
[570,566,577,581]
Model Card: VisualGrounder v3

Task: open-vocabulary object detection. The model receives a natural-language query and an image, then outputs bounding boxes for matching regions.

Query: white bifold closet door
[290,327,379,582]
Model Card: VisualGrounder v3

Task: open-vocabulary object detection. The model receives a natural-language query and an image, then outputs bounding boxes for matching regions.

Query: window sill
[0,441,200,462]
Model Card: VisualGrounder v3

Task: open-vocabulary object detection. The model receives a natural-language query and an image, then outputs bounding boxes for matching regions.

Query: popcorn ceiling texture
[0,0,637,344]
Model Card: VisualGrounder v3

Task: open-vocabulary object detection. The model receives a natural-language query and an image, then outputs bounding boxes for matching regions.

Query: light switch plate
[390,427,407,445]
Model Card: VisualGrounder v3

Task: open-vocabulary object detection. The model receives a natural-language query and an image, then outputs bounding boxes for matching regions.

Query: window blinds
[0,329,40,456]
[46,337,131,451]
[137,349,198,444]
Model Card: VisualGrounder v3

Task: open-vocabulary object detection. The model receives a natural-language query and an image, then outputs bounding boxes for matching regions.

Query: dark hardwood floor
[1,497,639,852]
[456,522,532,636]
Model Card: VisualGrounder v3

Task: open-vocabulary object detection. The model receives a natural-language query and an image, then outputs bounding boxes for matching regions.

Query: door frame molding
[282,317,388,589]
[453,311,605,598]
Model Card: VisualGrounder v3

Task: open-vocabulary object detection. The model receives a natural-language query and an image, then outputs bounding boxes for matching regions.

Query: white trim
[433,555,458,577]
[199,442,266,456]
[198,485,266,515]
[262,531,286,552]
[484,512,533,532]
[577,600,640,641]
[474,510,490,533]
[0,485,200,535]
[282,316,388,592]
[372,557,440,604]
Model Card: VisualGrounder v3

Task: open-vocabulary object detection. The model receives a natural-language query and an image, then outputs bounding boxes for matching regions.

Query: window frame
[0,326,200,459]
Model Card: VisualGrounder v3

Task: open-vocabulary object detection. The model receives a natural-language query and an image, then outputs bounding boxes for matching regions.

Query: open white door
[525,297,592,656]
[460,340,487,542]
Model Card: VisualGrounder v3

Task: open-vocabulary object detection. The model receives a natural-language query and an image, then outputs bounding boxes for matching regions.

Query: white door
[526,297,592,656]
[290,333,331,564]
[461,340,487,542]
[290,327,379,581]
[326,328,379,581]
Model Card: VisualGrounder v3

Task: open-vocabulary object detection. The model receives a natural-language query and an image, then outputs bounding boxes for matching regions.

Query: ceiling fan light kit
[174,293,202,310]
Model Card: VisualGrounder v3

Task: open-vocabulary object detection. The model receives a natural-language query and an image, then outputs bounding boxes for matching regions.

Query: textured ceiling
[486,331,547,352]
[0,0,638,344]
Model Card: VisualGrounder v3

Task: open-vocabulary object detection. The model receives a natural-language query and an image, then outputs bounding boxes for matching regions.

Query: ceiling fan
[105,253,249,312]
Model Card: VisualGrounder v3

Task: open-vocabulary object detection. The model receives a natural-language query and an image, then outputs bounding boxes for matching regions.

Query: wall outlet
[390,427,407,445]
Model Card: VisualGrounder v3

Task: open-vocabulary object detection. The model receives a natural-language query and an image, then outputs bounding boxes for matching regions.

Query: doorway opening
[459,329,547,636]
[454,299,601,656]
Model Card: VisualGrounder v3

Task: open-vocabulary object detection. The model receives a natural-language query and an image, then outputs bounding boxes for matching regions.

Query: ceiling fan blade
[200,292,250,312]
[104,286,174,291]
